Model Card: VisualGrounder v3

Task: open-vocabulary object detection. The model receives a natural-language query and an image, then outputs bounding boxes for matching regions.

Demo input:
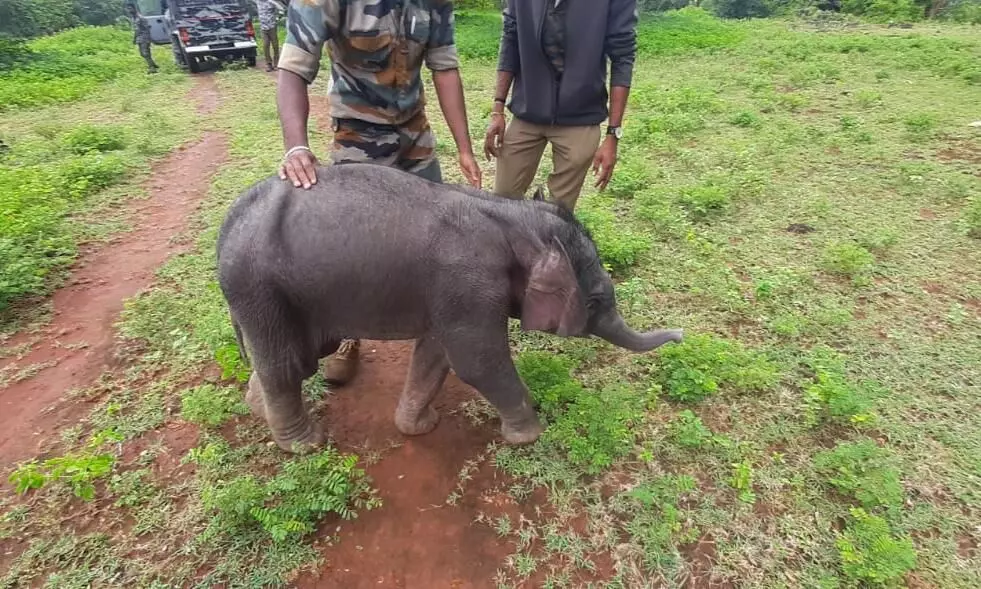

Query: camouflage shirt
[279,0,460,126]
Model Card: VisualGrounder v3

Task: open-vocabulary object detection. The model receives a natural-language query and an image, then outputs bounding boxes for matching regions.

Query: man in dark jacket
[484,0,638,212]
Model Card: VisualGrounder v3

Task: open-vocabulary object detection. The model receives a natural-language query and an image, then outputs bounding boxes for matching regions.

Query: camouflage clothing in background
[332,111,442,182]
[279,0,460,127]
[542,0,568,76]
[128,10,158,72]
[257,0,282,31]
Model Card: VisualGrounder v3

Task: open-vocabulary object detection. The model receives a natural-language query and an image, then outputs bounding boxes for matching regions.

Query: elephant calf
[216,163,683,452]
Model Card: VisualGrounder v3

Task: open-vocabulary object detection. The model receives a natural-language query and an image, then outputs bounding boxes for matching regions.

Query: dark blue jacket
[498,0,638,127]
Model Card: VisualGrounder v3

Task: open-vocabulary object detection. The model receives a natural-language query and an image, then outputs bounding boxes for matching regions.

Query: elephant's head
[513,195,683,353]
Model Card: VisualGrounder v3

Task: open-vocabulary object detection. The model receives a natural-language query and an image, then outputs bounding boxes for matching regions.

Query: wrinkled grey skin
[216,163,683,453]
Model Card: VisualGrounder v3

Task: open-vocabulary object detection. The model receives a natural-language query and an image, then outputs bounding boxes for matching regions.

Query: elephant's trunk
[591,312,683,353]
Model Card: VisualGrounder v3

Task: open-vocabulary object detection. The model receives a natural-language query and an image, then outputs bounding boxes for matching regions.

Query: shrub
[803,346,877,426]
[180,384,250,428]
[515,351,654,475]
[821,242,875,281]
[62,124,126,154]
[729,111,762,128]
[836,508,917,586]
[576,204,651,275]
[814,440,904,513]
[546,384,655,474]
[677,182,732,220]
[8,429,122,501]
[669,410,713,448]
[655,334,780,402]
[201,447,379,543]
[841,0,923,21]
[605,157,652,199]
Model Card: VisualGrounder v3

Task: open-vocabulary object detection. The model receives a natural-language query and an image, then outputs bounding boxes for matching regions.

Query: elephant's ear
[521,237,587,336]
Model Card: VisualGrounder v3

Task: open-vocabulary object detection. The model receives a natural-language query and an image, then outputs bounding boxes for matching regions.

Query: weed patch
[813,440,904,514]
[199,446,379,544]
[654,334,780,402]
[836,508,917,586]
[180,383,250,428]
[9,429,122,501]
[576,200,651,275]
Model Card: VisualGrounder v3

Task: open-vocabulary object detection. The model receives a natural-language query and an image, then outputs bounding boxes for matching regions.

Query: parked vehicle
[143,0,258,73]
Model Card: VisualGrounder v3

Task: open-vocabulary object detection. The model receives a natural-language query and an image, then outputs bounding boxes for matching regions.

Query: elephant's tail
[231,315,249,365]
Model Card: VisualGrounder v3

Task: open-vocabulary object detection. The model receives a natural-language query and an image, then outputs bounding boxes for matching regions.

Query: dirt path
[0,75,228,467]
[299,342,515,589]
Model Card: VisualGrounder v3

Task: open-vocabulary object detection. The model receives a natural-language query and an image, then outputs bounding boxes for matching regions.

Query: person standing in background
[257,0,285,72]
[125,1,160,74]
[484,0,638,212]
[276,0,481,387]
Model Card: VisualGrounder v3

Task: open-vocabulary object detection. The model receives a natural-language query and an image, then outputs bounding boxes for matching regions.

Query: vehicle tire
[245,49,257,68]
[187,53,202,74]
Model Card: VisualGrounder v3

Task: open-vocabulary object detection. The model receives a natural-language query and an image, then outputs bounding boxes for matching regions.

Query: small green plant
[108,469,158,508]
[201,446,379,543]
[902,112,938,138]
[655,334,780,402]
[515,351,654,474]
[836,508,917,586]
[821,242,875,281]
[605,157,651,199]
[729,111,761,128]
[813,440,904,513]
[619,474,699,572]
[545,383,655,474]
[180,383,250,428]
[8,429,122,501]
[805,371,876,426]
[61,124,126,154]
[729,460,756,504]
[215,343,250,383]
[677,182,732,220]
[669,410,713,449]
[576,204,651,275]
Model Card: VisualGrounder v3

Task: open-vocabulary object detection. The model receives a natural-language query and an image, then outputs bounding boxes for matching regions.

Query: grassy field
[1,8,980,588]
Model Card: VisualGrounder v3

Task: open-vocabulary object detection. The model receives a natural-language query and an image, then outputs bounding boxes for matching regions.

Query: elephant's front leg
[250,366,324,453]
[440,324,545,445]
[394,334,450,436]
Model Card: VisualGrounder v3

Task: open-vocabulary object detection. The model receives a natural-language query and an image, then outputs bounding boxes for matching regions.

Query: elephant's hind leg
[240,324,325,453]
[394,334,450,436]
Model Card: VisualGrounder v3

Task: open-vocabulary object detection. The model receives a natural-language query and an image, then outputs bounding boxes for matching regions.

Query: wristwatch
[607,125,623,140]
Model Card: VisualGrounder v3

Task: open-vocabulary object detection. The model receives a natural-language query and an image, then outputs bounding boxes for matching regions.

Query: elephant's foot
[246,373,267,420]
[272,418,325,454]
[395,405,440,436]
[500,413,546,446]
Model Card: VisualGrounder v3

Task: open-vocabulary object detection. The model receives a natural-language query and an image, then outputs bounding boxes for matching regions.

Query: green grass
[3,10,981,589]
[0,25,195,318]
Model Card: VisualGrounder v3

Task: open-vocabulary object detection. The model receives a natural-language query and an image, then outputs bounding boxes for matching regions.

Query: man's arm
[427,1,481,187]
[605,0,638,127]
[276,0,339,188]
[593,0,638,190]
[485,2,517,159]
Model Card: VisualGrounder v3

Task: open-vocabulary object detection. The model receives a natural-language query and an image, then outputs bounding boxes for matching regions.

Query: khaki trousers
[493,117,601,212]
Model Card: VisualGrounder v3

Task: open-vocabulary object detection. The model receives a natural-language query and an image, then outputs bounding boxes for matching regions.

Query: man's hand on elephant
[592,136,618,191]
[484,112,506,160]
[280,145,318,189]
[459,150,483,188]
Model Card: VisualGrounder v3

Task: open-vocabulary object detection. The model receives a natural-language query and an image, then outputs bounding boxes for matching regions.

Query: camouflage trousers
[331,111,443,183]
[137,41,158,71]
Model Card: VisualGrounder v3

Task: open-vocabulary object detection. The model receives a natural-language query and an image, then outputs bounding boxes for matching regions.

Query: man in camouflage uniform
[257,0,284,71]
[276,0,481,386]
[125,1,159,74]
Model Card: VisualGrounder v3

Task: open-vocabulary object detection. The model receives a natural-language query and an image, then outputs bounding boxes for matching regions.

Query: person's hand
[592,136,618,191]
[484,112,506,160]
[459,150,482,188]
[279,146,318,189]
